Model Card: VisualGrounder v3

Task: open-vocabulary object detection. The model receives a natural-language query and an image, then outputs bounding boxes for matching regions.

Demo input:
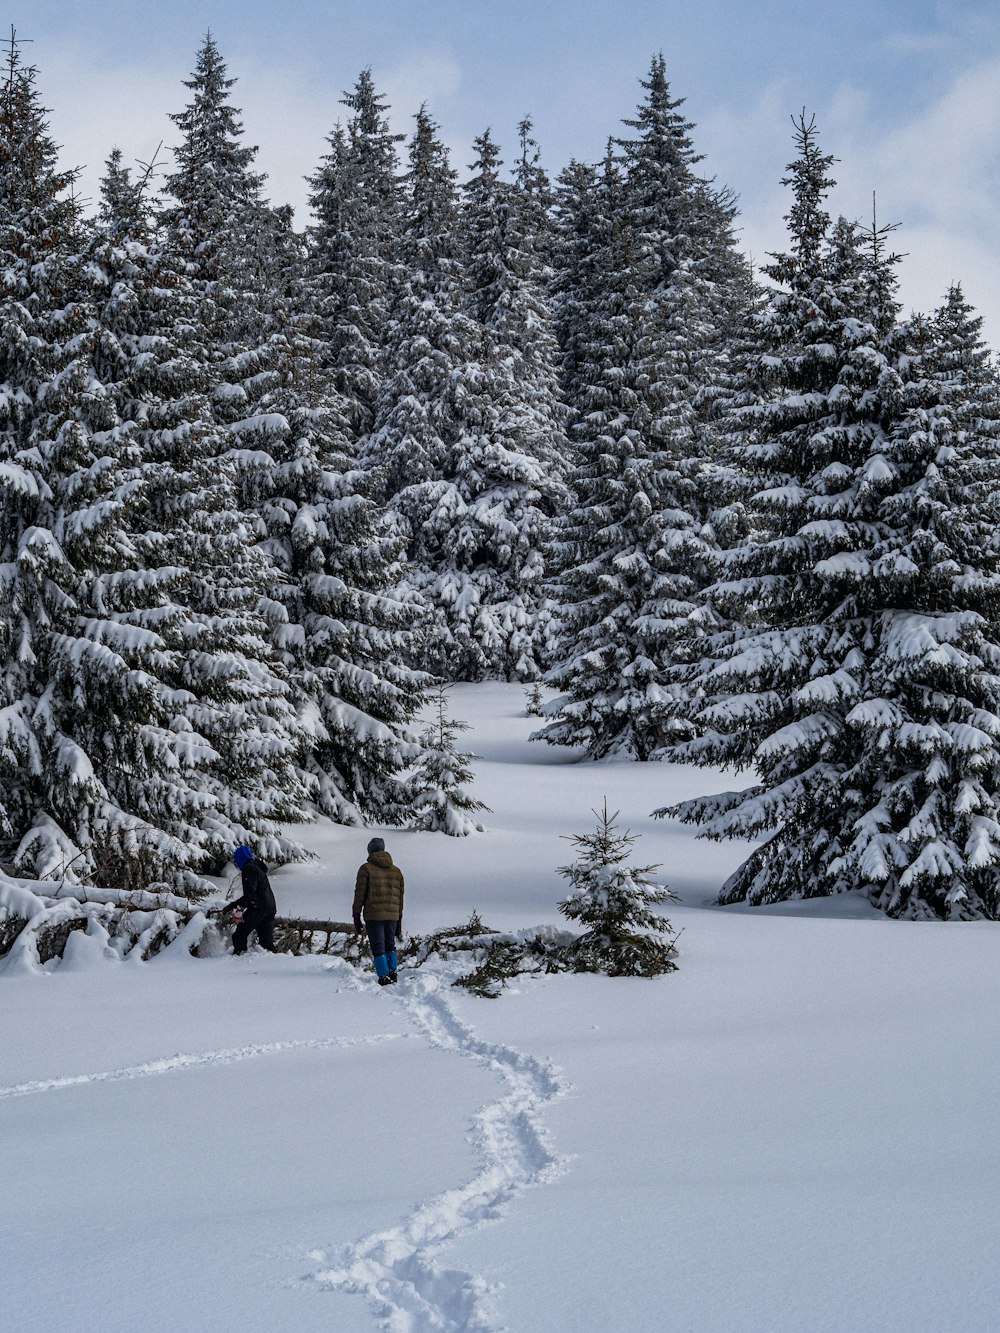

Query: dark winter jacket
[353,850,404,923]
[235,860,276,919]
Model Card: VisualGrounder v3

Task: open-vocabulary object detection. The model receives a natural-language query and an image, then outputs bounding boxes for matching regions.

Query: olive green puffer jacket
[353,850,405,922]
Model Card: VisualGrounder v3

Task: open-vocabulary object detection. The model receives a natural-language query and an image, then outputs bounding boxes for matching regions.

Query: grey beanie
[367,836,385,854]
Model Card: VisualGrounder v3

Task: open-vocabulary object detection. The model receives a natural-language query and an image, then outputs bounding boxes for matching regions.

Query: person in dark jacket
[226,845,277,955]
[353,837,404,985]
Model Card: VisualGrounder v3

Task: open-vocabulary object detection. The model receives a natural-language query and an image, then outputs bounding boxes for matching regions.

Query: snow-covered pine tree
[652,118,883,898]
[616,55,747,739]
[0,48,144,886]
[656,114,1000,920]
[524,680,545,716]
[368,107,544,681]
[928,284,1000,449]
[239,313,432,826]
[512,116,555,252]
[508,117,571,669]
[920,285,1000,559]
[557,800,677,976]
[505,116,568,483]
[161,35,288,493]
[407,684,488,835]
[160,33,278,349]
[539,144,666,757]
[164,54,432,829]
[305,70,405,444]
[458,126,568,678]
[537,58,744,758]
[88,148,311,884]
[620,54,745,437]
[152,36,359,870]
[539,139,686,758]
[550,156,601,443]
[0,47,293,894]
[844,279,1000,918]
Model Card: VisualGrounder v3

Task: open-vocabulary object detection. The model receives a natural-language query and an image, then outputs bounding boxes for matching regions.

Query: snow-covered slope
[3,683,999,1332]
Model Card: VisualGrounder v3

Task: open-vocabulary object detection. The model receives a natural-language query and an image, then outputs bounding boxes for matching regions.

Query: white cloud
[379,46,463,124]
[841,58,1000,233]
[225,59,343,222]
[37,46,180,213]
[37,37,468,225]
[235,45,465,220]
[699,57,1000,347]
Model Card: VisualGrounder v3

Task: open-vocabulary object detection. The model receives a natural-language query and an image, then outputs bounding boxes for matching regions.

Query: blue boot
[373,953,391,985]
[387,950,398,982]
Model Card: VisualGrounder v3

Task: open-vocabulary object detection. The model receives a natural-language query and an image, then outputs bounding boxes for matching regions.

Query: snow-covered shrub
[452,938,533,999]
[0,874,228,974]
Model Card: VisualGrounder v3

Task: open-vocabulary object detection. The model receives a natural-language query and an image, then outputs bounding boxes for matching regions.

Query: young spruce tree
[407,684,489,835]
[558,801,677,976]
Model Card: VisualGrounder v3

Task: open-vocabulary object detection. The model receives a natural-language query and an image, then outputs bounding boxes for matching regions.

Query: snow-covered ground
[4,683,1000,1332]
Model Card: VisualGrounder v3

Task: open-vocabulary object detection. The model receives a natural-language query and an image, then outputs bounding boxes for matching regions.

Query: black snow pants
[233,908,277,954]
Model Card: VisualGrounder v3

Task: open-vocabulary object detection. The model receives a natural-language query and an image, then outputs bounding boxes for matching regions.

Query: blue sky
[13,0,1000,344]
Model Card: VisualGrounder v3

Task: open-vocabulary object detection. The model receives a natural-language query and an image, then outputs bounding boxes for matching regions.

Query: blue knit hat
[367,837,385,854]
[233,845,254,869]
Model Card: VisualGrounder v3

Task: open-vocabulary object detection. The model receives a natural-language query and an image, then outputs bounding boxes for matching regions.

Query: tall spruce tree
[159,40,331,868]
[165,57,431,827]
[88,149,310,886]
[0,47,134,884]
[305,71,404,444]
[161,35,289,473]
[160,34,277,345]
[550,157,601,442]
[460,127,568,677]
[512,116,556,257]
[0,47,299,893]
[656,115,1000,920]
[237,291,431,825]
[537,58,744,757]
[538,145,663,756]
[369,107,552,680]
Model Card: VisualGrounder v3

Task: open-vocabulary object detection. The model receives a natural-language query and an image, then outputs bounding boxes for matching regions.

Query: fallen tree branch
[1,881,676,994]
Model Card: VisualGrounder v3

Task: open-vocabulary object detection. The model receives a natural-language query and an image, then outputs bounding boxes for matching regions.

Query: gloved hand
[353,914,363,935]
[396,921,403,940]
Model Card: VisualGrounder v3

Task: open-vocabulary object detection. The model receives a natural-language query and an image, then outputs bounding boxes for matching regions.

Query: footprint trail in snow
[310,970,569,1332]
[0,1034,404,1100]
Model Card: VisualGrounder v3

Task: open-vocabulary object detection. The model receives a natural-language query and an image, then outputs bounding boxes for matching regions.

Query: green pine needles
[558,801,678,976]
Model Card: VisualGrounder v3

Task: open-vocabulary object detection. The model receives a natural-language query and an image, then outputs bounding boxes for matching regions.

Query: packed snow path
[309,967,569,1331]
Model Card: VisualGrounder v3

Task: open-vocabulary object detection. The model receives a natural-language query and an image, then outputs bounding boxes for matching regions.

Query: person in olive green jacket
[353,837,405,985]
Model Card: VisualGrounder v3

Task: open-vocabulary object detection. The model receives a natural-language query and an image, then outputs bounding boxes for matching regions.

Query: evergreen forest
[3,32,1000,920]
